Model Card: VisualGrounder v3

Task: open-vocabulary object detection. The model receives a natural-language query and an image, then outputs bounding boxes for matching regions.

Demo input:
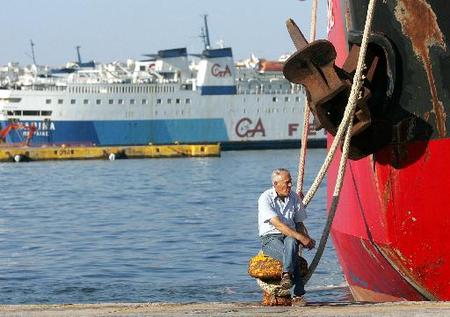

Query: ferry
[0,21,326,150]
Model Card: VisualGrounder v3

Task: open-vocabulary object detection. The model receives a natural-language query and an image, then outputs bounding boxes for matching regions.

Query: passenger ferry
[0,27,325,150]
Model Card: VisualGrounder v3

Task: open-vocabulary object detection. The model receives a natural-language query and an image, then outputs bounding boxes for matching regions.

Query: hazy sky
[1,0,328,66]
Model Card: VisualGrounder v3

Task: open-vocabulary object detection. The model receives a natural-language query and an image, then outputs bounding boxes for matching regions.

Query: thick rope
[256,279,291,297]
[296,0,317,195]
[302,0,376,207]
[302,0,377,284]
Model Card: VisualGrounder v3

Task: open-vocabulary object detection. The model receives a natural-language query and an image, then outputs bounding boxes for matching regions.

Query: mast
[76,45,82,64]
[30,40,37,65]
[200,14,211,50]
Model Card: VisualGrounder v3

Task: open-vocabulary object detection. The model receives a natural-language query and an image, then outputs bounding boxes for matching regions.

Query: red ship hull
[326,0,450,301]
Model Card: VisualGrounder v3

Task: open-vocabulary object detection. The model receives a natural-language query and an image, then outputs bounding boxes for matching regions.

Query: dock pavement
[1,301,450,317]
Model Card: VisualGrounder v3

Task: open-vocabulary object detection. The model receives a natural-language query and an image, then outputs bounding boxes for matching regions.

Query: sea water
[0,149,350,304]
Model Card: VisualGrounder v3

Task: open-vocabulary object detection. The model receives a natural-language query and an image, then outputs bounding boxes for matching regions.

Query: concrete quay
[1,301,450,317]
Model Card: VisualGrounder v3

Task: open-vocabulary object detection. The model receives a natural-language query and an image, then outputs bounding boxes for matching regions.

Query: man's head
[272,168,292,198]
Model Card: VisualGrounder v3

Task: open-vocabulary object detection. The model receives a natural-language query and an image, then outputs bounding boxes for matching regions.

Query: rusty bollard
[248,251,308,306]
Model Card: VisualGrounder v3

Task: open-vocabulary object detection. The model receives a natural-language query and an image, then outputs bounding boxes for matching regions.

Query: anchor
[283,19,380,159]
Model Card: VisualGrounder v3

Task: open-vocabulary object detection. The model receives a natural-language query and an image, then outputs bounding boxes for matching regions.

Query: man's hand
[270,216,316,250]
[300,236,316,250]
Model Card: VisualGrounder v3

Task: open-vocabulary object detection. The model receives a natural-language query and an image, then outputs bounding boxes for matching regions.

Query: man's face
[274,172,292,198]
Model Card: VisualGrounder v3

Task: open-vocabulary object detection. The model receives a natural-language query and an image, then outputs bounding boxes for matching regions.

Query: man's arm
[270,216,315,249]
[296,222,308,236]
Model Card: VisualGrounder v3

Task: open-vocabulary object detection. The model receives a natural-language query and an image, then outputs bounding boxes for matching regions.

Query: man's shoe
[280,272,293,289]
[291,295,306,306]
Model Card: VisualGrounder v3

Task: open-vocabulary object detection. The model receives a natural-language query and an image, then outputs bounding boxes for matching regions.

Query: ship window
[285,97,289,102]
[83,99,89,104]
[295,97,300,102]
[41,111,52,116]
[156,99,162,104]
[96,99,101,105]
[46,99,51,104]
[185,98,191,104]
[71,99,76,104]
[176,98,180,104]
[118,99,124,105]
[23,111,40,116]
[109,99,114,104]
[142,99,148,104]
[130,99,135,105]
[167,99,172,104]
[7,111,13,115]
[58,99,63,104]
[140,65,145,71]
[0,98,21,103]
[272,97,278,102]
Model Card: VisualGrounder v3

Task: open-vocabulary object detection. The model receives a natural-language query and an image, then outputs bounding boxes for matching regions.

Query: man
[258,168,315,305]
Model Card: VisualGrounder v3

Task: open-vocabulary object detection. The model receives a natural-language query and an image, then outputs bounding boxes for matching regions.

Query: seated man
[258,168,315,304]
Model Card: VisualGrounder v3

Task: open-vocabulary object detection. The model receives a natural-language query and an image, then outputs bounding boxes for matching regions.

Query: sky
[0,0,328,66]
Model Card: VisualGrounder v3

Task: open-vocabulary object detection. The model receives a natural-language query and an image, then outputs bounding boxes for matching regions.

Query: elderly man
[258,168,315,304]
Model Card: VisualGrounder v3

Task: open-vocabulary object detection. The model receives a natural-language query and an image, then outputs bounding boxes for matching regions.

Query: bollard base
[262,292,292,306]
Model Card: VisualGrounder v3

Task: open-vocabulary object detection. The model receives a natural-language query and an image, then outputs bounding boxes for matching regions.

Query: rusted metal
[394,0,447,138]
[283,26,349,108]
[283,19,376,158]
[286,19,308,50]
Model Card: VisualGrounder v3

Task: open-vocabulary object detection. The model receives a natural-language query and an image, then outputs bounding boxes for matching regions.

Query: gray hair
[271,168,291,183]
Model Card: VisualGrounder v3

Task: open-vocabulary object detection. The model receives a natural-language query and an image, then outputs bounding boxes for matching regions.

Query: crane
[0,122,37,146]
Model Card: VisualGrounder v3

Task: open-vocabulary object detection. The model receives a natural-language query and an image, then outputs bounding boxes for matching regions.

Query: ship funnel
[196,48,236,95]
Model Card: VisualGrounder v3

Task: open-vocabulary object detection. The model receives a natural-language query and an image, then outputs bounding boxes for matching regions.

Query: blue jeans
[260,234,305,296]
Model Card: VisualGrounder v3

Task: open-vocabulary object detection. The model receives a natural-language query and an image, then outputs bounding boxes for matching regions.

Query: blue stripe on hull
[1,119,229,146]
[200,86,237,95]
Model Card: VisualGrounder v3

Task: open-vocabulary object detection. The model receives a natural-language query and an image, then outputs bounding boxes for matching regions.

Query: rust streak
[394,0,447,137]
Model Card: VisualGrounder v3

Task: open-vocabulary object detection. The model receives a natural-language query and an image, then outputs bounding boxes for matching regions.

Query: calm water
[0,149,350,304]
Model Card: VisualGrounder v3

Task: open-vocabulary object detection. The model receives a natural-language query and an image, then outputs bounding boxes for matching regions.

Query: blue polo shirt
[258,187,307,237]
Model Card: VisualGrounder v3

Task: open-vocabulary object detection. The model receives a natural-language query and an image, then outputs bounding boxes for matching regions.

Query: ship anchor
[283,19,391,160]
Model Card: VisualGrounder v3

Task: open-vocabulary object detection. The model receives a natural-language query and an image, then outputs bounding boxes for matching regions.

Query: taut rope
[300,0,378,284]
[295,0,317,195]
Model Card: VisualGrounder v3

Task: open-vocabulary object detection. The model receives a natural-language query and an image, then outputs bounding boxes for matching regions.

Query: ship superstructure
[0,46,325,149]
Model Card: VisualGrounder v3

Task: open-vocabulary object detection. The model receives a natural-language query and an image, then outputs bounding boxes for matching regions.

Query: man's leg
[261,234,293,289]
[284,236,305,296]
[260,234,284,261]
[282,236,298,274]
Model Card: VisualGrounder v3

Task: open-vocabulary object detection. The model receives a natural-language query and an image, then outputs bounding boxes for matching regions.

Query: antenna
[30,40,37,65]
[200,14,211,50]
[76,45,82,64]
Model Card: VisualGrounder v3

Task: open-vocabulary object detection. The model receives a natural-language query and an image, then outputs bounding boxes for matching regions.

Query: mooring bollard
[248,251,308,306]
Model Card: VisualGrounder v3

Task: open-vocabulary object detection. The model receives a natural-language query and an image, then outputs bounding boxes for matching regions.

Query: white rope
[256,279,291,297]
[302,0,376,207]
[296,0,317,195]
[302,0,378,283]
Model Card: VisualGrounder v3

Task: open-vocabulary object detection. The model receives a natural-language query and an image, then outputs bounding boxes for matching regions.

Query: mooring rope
[301,0,378,284]
[295,0,317,196]
[258,0,377,296]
